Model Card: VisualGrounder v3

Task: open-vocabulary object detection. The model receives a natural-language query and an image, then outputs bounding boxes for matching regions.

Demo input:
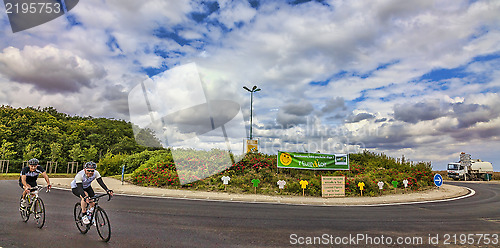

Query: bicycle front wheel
[95,207,111,242]
[74,202,89,234]
[19,197,29,222]
[34,198,45,228]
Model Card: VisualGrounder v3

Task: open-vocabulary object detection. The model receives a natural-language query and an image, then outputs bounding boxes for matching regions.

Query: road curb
[46,177,473,207]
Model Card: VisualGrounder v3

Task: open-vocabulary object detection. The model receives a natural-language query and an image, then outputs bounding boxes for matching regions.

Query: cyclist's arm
[20,175,30,190]
[74,183,86,198]
[41,171,51,189]
[96,177,110,193]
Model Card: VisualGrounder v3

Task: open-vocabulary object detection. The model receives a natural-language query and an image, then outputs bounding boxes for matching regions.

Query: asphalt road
[0,181,498,247]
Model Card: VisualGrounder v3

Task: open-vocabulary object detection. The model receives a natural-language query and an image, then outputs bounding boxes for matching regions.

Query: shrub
[131,161,179,187]
[123,149,171,173]
[128,149,434,197]
[98,152,127,176]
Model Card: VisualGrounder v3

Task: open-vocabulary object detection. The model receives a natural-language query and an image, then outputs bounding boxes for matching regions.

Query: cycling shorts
[19,180,37,189]
[72,186,95,198]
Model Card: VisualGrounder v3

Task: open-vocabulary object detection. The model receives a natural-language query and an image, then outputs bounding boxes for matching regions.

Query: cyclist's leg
[18,180,25,198]
[85,187,96,210]
[20,181,36,200]
[81,191,89,212]
[72,187,89,212]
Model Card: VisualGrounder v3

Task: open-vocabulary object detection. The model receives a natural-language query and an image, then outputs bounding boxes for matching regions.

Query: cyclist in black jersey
[19,158,51,206]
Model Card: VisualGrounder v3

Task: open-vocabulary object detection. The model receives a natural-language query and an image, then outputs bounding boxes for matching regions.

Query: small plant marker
[358,182,365,196]
[221,176,230,191]
[299,180,308,196]
[402,179,408,192]
[251,179,260,194]
[377,181,384,195]
[277,180,286,193]
[392,180,398,193]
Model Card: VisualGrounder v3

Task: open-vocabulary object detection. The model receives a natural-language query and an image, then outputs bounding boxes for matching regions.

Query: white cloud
[0,45,105,93]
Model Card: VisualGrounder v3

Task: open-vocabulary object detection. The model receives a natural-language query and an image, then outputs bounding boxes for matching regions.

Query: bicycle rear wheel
[19,197,29,222]
[33,198,45,228]
[95,207,111,242]
[74,202,89,234]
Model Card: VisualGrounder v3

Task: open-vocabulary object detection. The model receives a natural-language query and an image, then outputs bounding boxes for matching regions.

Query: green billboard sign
[277,151,349,170]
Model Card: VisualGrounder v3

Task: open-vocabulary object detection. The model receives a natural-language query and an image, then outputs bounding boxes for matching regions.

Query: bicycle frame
[20,185,48,228]
[74,193,113,242]
[25,186,41,208]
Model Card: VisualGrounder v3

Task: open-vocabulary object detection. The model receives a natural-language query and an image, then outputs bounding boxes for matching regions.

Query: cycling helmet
[28,158,39,165]
[84,161,97,169]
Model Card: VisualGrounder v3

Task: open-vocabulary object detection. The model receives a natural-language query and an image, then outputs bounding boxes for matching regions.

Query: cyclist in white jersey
[71,161,113,224]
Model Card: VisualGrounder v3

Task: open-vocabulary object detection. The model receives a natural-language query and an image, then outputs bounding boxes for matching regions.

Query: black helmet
[84,161,97,169]
[28,158,39,165]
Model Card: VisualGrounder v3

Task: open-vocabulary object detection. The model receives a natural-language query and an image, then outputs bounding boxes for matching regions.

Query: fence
[0,160,8,174]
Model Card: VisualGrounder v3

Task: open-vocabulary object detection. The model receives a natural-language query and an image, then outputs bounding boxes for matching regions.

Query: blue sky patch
[154,27,190,46]
[106,33,121,52]
[420,53,500,82]
[65,14,82,28]
[309,60,400,86]
[189,1,220,23]
[142,63,170,78]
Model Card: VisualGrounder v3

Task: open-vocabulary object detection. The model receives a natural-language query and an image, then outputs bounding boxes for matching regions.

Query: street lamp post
[243,85,261,140]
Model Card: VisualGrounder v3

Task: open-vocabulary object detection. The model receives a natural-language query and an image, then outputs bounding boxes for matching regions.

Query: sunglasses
[86,169,95,173]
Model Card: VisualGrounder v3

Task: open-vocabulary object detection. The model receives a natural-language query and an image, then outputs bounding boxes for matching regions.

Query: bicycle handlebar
[88,192,112,202]
[27,185,50,193]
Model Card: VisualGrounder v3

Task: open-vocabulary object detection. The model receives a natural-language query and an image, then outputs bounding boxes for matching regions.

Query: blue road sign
[434,174,443,187]
[121,165,125,184]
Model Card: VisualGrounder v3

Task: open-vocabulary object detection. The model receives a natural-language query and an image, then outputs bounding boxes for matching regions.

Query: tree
[69,143,84,163]
[0,140,17,160]
[50,143,62,162]
[83,145,98,162]
[0,124,12,142]
[23,144,42,161]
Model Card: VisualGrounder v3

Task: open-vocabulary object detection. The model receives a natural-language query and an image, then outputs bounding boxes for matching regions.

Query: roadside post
[299,180,308,196]
[221,176,231,191]
[358,182,365,196]
[434,174,443,189]
[121,164,125,185]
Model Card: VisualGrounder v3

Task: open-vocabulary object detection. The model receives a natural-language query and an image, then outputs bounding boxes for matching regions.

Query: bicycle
[19,185,49,228]
[73,193,113,242]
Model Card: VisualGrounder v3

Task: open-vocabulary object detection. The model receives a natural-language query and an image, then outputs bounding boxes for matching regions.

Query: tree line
[0,105,159,172]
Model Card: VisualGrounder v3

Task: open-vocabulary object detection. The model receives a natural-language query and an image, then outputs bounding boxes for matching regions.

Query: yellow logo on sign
[280,152,292,166]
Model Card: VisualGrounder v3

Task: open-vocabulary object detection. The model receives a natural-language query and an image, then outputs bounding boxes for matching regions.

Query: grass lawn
[0,173,75,180]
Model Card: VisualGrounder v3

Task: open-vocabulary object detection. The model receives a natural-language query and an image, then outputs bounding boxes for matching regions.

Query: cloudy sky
[0,0,499,171]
